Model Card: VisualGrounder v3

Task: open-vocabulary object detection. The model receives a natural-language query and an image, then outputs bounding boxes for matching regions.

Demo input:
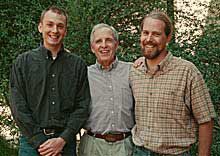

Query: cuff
[59,128,75,143]
[28,132,47,149]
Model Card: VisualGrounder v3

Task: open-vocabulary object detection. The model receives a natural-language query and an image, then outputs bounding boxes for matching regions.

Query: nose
[146,34,152,42]
[52,25,58,33]
[100,40,107,47]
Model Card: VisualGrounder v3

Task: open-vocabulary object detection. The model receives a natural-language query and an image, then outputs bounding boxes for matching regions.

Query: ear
[166,33,172,43]
[38,23,42,33]
[115,40,119,50]
[64,28,67,36]
[90,43,95,54]
[91,45,95,53]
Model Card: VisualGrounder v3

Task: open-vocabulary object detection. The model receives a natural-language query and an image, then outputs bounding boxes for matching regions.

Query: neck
[46,45,61,57]
[146,51,168,69]
[99,60,114,70]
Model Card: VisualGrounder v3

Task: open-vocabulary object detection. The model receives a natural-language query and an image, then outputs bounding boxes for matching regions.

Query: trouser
[133,146,191,156]
[18,134,76,156]
[78,133,134,156]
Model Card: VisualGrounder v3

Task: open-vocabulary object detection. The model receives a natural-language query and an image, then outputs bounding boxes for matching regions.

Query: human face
[91,27,118,67]
[141,17,171,61]
[38,10,67,50]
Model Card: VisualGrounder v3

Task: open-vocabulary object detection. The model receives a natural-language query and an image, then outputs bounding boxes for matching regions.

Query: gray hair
[90,23,119,44]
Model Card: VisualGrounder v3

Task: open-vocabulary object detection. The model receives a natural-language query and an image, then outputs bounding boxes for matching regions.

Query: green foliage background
[0,0,219,155]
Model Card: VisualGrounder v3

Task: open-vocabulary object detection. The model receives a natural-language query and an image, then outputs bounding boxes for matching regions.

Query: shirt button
[52,87,55,91]
[51,101,55,105]
[110,98,113,101]
[109,86,112,89]
[52,74,56,78]
[111,110,114,114]
[112,124,115,127]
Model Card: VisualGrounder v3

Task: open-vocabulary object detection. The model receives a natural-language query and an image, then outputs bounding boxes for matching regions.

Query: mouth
[100,50,110,54]
[48,34,59,41]
[143,44,156,51]
[145,45,154,48]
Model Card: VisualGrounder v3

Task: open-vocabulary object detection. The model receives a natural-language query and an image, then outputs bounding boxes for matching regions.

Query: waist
[87,131,131,142]
[41,127,64,135]
[136,146,190,156]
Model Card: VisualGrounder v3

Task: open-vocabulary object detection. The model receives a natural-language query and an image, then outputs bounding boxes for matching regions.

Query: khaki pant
[78,133,134,156]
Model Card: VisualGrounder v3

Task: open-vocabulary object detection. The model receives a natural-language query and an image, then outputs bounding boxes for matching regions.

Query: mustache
[142,40,155,46]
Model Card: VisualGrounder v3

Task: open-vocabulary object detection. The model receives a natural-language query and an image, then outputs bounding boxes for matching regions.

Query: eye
[47,23,53,27]
[95,39,102,44]
[58,24,65,29]
[154,33,161,37]
[142,31,148,36]
[106,38,114,43]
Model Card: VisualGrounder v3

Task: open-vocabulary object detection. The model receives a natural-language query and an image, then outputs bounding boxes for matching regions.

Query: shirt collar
[39,42,65,60]
[95,57,119,71]
[158,52,173,71]
[139,52,173,74]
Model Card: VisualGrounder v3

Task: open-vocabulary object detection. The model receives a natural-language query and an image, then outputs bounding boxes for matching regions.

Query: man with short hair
[9,6,91,156]
[79,23,135,156]
[130,11,216,156]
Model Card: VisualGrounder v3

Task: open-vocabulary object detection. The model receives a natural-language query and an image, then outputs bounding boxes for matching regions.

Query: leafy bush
[0,136,18,156]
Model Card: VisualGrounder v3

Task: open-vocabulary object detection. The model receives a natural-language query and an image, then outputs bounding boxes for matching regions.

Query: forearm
[61,68,90,143]
[198,120,214,156]
[10,63,46,148]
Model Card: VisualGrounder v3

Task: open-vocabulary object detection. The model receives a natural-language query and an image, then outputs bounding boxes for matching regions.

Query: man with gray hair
[79,23,135,156]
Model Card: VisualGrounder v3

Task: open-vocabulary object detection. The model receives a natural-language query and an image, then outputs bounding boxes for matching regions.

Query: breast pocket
[60,71,76,98]
[122,87,133,107]
[157,88,184,119]
[28,63,45,96]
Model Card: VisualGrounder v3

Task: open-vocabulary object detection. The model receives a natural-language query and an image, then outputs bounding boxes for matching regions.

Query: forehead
[43,10,66,24]
[142,17,165,31]
[93,27,114,40]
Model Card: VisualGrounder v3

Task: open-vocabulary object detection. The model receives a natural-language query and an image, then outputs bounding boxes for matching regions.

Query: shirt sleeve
[190,66,216,124]
[9,55,47,148]
[60,60,91,143]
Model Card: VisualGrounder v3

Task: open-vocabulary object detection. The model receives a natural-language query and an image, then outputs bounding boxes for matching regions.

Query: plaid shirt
[130,52,216,155]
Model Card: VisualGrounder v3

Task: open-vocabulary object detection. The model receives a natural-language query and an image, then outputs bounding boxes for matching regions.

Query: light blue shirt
[85,58,135,134]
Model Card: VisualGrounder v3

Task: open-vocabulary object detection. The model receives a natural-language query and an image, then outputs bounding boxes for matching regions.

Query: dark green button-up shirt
[10,45,91,148]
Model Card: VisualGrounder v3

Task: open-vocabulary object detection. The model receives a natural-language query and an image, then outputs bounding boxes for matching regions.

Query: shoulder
[88,64,97,74]
[63,50,87,67]
[14,48,39,65]
[117,60,133,70]
[118,60,132,66]
[172,56,202,76]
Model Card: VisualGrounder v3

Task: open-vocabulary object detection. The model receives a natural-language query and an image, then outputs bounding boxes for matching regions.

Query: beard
[141,47,162,60]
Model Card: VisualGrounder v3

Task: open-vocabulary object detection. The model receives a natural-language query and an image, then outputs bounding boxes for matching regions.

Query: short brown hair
[140,11,173,37]
[40,6,68,25]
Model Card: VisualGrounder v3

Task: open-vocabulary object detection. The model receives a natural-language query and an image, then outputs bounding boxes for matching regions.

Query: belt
[41,128,64,136]
[87,131,131,142]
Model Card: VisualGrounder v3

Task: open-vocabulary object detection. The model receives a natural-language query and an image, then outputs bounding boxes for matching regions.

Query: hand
[133,57,145,68]
[38,137,66,156]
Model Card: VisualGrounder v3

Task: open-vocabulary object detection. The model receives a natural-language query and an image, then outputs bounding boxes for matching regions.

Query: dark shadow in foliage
[0,136,18,156]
